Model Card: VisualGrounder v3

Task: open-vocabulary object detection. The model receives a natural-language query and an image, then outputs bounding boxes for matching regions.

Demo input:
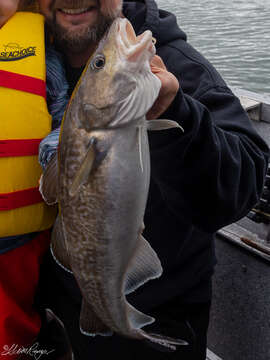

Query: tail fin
[140,330,188,352]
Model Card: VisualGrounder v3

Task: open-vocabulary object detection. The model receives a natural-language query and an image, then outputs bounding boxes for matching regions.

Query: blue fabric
[0,45,68,254]
[39,46,68,169]
[0,233,38,255]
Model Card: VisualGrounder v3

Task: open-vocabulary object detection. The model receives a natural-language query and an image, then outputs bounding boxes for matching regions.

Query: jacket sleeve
[149,82,269,233]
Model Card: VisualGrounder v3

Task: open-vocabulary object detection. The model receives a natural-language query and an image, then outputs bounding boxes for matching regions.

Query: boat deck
[207,349,223,360]
[207,88,270,360]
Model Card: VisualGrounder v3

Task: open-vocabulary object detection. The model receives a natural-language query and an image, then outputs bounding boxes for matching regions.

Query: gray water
[156,0,270,94]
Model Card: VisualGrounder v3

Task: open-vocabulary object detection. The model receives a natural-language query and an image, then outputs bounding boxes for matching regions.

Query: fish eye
[91,55,106,70]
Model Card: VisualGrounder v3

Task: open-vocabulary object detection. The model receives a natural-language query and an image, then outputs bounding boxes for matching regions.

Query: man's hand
[147,55,179,120]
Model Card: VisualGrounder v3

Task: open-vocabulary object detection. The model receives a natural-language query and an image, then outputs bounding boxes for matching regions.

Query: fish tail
[140,330,188,352]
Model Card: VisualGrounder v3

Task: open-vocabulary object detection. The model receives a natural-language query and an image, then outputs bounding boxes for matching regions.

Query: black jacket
[120,0,269,309]
[60,0,269,310]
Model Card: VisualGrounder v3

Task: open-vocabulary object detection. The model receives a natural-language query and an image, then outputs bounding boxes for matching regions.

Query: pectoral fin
[125,233,162,295]
[39,154,58,205]
[147,119,184,132]
[69,137,96,197]
[80,300,112,337]
[138,126,144,173]
[50,216,72,274]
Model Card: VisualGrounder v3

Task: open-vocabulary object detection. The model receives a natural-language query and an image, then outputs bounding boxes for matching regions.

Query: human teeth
[61,8,89,14]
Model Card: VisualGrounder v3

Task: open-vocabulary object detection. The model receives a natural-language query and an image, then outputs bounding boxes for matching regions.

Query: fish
[40,17,186,351]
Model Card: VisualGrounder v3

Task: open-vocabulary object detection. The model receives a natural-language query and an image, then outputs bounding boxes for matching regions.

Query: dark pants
[36,252,211,360]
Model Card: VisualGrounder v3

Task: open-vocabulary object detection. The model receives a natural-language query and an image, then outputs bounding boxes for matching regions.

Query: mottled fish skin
[51,17,187,350]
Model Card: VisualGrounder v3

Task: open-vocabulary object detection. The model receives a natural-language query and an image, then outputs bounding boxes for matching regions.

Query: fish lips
[102,17,156,65]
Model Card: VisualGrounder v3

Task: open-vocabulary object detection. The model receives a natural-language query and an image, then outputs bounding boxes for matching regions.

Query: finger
[150,66,164,75]
[150,55,167,70]
[146,104,165,120]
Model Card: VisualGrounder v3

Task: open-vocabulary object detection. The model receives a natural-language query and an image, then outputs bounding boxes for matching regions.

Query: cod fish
[40,17,186,350]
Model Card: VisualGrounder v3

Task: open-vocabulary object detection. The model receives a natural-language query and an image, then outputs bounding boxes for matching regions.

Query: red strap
[0,187,43,211]
[0,69,46,98]
[0,139,42,157]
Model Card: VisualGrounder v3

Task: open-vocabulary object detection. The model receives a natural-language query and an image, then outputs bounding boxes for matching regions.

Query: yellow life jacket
[0,12,57,237]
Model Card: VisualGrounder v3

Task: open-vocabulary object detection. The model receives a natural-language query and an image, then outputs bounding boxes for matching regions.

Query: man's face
[38,0,122,53]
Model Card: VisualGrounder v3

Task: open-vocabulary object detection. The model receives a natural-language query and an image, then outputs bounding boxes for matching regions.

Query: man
[0,0,69,355]
[37,0,269,359]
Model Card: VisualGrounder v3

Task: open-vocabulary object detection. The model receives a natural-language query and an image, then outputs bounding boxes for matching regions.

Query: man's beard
[48,13,114,53]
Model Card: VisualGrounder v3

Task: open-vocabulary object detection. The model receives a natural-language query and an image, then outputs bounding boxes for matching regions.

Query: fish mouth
[114,18,156,63]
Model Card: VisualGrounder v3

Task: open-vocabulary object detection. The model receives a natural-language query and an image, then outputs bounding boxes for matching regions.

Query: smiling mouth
[58,6,96,15]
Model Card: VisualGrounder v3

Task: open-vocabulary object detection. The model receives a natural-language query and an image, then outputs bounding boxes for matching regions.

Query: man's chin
[54,27,93,53]
[46,8,115,54]
[50,17,113,54]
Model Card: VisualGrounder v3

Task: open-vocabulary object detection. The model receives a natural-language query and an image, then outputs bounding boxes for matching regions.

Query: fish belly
[60,126,150,332]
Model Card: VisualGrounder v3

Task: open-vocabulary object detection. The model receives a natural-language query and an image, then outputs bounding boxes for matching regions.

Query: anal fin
[126,302,155,330]
[125,233,162,295]
[80,299,113,337]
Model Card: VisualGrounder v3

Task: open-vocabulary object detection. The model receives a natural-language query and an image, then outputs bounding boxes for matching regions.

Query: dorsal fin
[39,154,58,205]
[50,216,72,274]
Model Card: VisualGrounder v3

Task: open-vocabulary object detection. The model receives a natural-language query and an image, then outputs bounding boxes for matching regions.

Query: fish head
[74,17,161,130]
